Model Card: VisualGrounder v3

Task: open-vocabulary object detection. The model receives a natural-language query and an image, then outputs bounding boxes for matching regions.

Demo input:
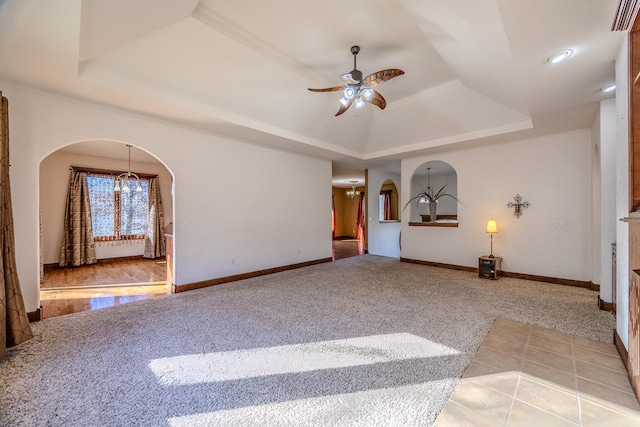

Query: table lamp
[486,218,497,258]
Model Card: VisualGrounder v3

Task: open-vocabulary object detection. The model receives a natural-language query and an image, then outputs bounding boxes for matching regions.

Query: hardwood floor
[332,238,365,260]
[39,243,364,320]
[40,257,169,319]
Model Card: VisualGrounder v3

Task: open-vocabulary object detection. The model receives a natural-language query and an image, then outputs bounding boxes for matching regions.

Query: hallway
[332,239,365,260]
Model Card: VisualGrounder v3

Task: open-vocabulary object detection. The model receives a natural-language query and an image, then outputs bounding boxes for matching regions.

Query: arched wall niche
[408,160,458,225]
[378,179,400,222]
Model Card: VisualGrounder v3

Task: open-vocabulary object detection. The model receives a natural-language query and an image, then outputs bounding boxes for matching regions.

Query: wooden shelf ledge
[408,222,459,227]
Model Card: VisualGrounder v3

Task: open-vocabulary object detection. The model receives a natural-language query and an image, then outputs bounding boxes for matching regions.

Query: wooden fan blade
[340,73,359,84]
[365,90,386,110]
[335,98,354,116]
[364,69,405,87]
[308,86,344,92]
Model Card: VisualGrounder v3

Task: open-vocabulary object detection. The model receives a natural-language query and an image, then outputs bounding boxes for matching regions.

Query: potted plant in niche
[403,167,461,222]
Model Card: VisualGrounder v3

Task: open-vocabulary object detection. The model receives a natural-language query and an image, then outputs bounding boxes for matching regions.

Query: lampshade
[486,218,497,234]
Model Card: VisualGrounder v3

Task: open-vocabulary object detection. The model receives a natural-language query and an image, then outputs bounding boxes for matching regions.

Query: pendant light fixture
[346,180,360,199]
[114,144,142,193]
[418,168,433,204]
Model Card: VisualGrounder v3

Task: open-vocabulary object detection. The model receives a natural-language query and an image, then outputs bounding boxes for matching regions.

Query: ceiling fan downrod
[350,45,362,82]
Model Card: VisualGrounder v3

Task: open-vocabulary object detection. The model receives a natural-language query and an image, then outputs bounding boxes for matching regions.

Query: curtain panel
[144,177,165,258]
[331,194,336,240]
[59,171,97,267]
[355,192,365,241]
[382,191,392,220]
[0,91,33,360]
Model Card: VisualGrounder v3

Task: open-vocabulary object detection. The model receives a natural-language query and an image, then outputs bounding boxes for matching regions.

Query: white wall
[3,80,332,312]
[599,99,617,303]
[402,129,593,281]
[592,110,602,291]
[39,149,173,263]
[615,35,630,349]
[367,169,401,258]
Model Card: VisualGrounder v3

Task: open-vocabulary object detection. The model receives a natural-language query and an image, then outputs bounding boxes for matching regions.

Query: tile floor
[435,318,640,426]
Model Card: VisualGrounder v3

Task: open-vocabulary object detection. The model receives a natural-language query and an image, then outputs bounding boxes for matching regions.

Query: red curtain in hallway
[382,190,392,220]
[355,192,365,241]
[331,194,336,240]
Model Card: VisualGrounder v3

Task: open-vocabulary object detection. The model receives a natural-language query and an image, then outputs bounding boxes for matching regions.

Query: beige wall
[402,128,594,281]
[3,80,332,312]
[367,171,401,258]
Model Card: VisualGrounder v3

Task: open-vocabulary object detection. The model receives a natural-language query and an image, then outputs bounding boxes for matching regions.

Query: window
[86,174,149,240]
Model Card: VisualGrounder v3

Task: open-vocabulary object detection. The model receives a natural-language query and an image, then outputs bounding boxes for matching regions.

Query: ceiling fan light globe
[355,97,365,109]
[344,87,355,99]
[363,88,373,99]
[339,96,349,107]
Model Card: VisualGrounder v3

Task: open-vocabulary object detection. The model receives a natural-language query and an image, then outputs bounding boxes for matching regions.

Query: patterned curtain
[355,192,365,241]
[39,210,44,282]
[144,177,165,258]
[59,171,97,267]
[0,91,33,360]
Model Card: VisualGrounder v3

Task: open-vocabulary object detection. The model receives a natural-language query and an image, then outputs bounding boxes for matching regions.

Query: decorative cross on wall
[507,194,530,218]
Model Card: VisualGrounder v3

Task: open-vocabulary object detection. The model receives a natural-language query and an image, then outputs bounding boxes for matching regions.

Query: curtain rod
[70,166,158,179]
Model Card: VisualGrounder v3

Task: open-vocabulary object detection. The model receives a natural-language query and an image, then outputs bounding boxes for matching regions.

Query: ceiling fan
[308,46,404,116]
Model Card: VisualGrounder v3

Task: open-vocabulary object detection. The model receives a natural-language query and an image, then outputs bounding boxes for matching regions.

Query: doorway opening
[332,180,366,260]
[39,141,174,318]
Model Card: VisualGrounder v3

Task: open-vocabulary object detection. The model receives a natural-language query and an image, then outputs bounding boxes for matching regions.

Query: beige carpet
[0,255,614,426]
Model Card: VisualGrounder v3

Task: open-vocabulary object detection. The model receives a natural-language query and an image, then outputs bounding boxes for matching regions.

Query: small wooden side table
[479,256,502,280]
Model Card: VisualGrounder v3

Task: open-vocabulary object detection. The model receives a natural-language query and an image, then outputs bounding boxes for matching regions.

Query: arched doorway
[38,140,174,318]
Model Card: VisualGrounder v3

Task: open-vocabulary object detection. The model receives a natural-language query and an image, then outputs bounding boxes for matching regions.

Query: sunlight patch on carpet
[167,382,439,426]
[149,333,459,385]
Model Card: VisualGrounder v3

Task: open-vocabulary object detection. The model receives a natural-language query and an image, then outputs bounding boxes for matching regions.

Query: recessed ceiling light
[601,84,616,93]
[547,49,573,64]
